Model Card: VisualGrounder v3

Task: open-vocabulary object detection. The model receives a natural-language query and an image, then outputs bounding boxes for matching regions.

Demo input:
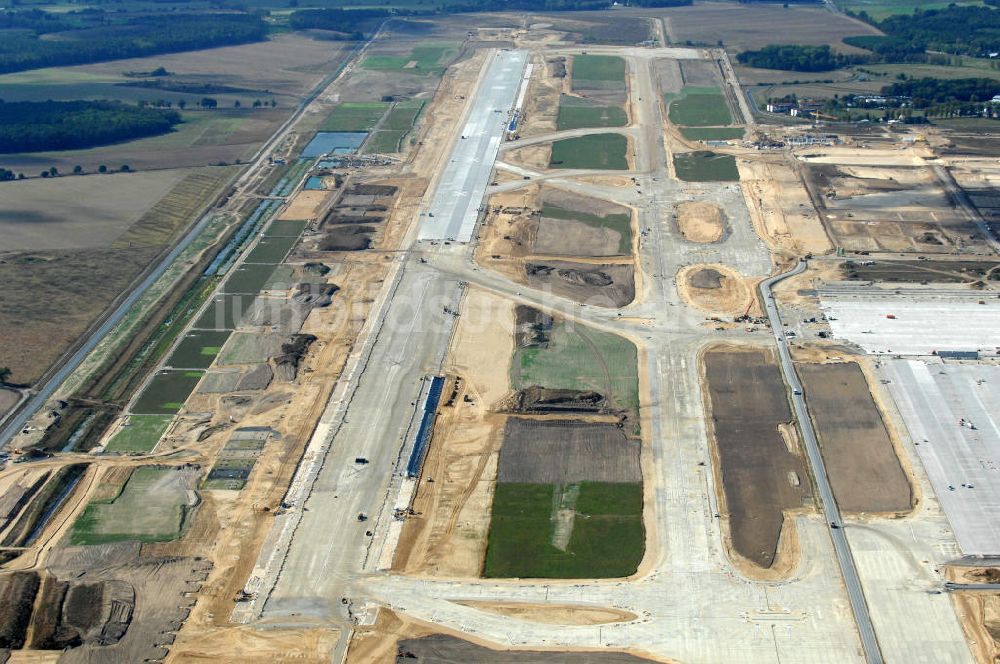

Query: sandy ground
[394,287,514,577]
[279,190,331,220]
[739,157,831,257]
[456,601,637,625]
[676,264,754,317]
[675,201,724,244]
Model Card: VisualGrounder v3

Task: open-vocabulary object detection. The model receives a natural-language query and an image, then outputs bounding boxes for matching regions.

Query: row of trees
[0,164,133,182]
[0,100,181,153]
[736,44,868,72]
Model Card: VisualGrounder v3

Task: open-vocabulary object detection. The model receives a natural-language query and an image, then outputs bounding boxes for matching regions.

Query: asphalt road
[760,261,885,664]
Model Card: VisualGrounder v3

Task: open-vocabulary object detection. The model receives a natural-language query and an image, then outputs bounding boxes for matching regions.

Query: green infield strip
[484,482,644,578]
[549,133,628,170]
[166,330,232,369]
[132,370,204,415]
[104,415,172,453]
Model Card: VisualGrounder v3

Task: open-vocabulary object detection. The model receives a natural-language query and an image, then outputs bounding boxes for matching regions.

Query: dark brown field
[841,259,999,284]
[497,418,640,484]
[703,346,811,569]
[798,363,912,513]
[524,261,635,307]
[397,634,657,663]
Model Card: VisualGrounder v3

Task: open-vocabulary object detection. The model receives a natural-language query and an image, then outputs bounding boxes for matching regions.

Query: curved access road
[760,260,885,664]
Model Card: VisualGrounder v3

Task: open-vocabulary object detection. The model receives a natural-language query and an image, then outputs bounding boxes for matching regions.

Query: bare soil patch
[798,362,912,513]
[702,345,812,571]
[677,264,753,317]
[279,190,329,221]
[0,171,192,252]
[524,261,635,308]
[675,201,725,243]
[498,418,640,484]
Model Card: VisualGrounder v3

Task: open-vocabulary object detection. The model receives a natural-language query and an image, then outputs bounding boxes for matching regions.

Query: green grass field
[549,133,628,170]
[243,234,299,264]
[70,467,193,545]
[222,263,278,294]
[838,0,984,20]
[104,414,172,453]
[511,318,639,414]
[320,102,389,132]
[484,482,644,578]
[132,370,204,414]
[166,330,231,369]
[541,203,632,255]
[362,44,456,74]
[673,151,740,182]
[362,129,406,153]
[680,127,745,141]
[556,95,627,130]
[667,87,733,127]
[572,54,626,83]
[361,100,425,153]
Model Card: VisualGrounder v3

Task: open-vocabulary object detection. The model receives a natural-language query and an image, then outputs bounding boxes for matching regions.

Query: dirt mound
[689,267,724,289]
[527,263,613,286]
[678,264,753,316]
[502,386,607,413]
[676,201,726,243]
[514,305,553,348]
[274,333,317,381]
[524,261,635,307]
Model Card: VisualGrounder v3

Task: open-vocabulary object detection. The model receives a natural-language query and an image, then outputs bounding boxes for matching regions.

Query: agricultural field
[320,102,389,132]
[361,43,457,74]
[702,346,811,570]
[511,315,639,419]
[165,329,231,369]
[549,133,628,170]
[798,363,911,513]
[222,263,280,294]
[131,370,204,414]
[104,414,172,453]
[556,95,627,130]
[662,3,882,53]
[70,466,198,545]
[666,87,732,127]
[673,151,739,182]
[836,0,985,21]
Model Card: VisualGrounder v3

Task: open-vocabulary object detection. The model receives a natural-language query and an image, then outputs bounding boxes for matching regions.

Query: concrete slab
[820,292,1000,355]
[882,360,1000,555]
[419,49,527,243]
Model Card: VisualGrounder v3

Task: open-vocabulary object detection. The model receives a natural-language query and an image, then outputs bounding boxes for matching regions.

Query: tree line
[0,100,182,153]
[0,13,268,75]
[736,44,867,72]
